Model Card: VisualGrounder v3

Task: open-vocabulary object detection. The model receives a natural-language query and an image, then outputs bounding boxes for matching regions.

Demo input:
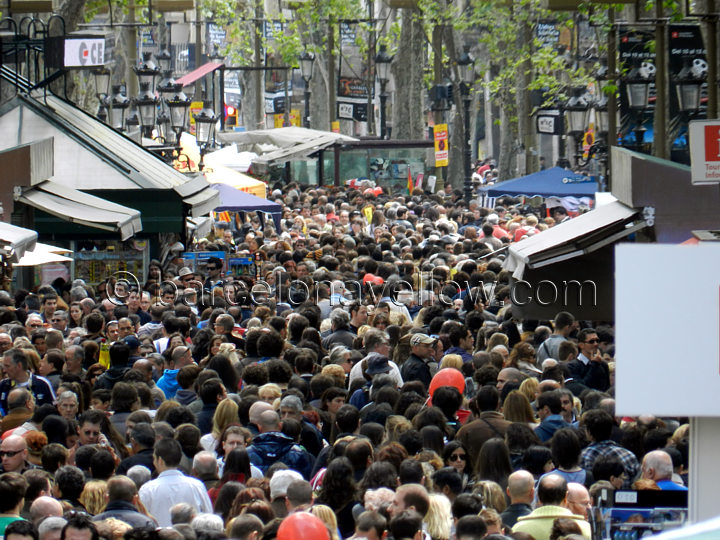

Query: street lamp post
[375,45,393,140]
[458,52,475,203]
[625,62,652,153]
[134,82,159,139]
[109,85,130,131]
[167,83,191,144]
[565,87,590,163]
[194,100,217,171]
[299,51,315,129]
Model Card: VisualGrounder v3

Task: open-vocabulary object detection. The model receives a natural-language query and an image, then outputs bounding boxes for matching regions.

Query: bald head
[507,470,535,503]
[258,410,281,433]
[642,450,674,482]
[133,359,154,381]
[248,401,273,425]
[537,473,568,506]
[566,483,591,518]
[497,367,524,390]
[107,476,138,503]
[30,495,63,525]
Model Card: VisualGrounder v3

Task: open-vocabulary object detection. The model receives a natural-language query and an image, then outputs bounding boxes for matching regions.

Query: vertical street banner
[337,22,371,123]
[617,27,656,122]
[434,124,449,167]
[668,24,707,121]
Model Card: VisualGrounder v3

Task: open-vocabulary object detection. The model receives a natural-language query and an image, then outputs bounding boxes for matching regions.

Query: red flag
[407,166,413,195]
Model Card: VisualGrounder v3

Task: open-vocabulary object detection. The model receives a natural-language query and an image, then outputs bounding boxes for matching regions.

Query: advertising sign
[536,109,563,135]
[434,124,449,167]
[616,244,720,416]
[689,120,720,184]
[63,38,107,67]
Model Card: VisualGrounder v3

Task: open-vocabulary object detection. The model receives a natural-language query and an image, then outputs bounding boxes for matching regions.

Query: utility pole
[607,8,617,191]
[195,3,203,99]
[706,0,717,119]
[126,4,138,98]
[432,24,444,189]
[328,19,337,128]
[254,0,264,129]
[654,0,668,159]
[367,0,376,136]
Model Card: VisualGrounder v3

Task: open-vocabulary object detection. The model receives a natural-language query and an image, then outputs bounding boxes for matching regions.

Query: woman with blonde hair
[503,390,537,425]
[384,415,412,444]
[507,342,538,374]
[440,354,463,371]
[79,479,108,515]
[519,377,539,403]
[474,480,507,513]
[425,494,453,540]
[258,383,281,405]
[485,332,509,352]
[201,398,240,452]
[310,505,340,540]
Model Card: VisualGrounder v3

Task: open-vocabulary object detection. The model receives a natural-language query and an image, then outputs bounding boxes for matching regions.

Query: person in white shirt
[138,438,212,527]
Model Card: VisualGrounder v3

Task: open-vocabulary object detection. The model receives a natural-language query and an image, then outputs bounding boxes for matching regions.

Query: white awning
[15,242,73,266]
[187,216,213,239]
[0,222,37,263]
[217,127,357,173]
[504,201,643,279]
[16,180,142,240]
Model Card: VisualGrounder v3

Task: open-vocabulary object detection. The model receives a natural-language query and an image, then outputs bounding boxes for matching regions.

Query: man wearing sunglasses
[567,328,610,392]
[0,435,32,473]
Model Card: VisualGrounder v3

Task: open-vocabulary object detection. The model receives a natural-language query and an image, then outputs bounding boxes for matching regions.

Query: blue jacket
[246,432,315,479]
[535,414,570,442]
[156,369,180,399]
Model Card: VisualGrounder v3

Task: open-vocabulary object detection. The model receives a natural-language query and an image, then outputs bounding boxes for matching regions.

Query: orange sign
[434,124,448,167]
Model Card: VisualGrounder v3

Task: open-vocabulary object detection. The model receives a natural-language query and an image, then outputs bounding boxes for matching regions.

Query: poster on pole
[434,124,449,167]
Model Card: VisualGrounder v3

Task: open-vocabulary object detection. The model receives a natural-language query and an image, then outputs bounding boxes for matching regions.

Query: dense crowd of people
[0,182,688,540]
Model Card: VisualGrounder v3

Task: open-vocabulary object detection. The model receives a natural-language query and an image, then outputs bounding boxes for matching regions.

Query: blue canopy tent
[479,167,598,200]
[211,183,283,233]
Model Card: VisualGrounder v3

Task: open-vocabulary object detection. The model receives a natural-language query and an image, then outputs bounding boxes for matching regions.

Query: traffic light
[225,105,239,127]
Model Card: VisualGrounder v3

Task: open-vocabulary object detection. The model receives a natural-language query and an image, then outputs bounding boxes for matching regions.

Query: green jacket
[512,505,591,540]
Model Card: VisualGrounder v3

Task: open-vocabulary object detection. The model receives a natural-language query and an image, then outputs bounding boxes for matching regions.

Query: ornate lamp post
[194,100,217,171]
[134,82,159,139]
[625,62,652,152]
[375,45,393,139]
[109,85,130,131]
[458,51,475,203]
[134,52,160,94]
[299,51,315,129]
[167,84,191,143]
[565,87,590,162]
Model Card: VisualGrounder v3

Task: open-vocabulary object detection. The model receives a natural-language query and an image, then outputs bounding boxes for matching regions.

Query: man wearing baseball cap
[401,333,438,391]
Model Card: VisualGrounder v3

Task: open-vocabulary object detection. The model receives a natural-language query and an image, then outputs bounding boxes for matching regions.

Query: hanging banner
[668,24,707,121]
[618,27,656,122]
[434,124,449,167]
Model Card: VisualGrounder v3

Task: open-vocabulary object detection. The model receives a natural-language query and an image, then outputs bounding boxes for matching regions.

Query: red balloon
[277,512,329,540]
[428,368,465,398]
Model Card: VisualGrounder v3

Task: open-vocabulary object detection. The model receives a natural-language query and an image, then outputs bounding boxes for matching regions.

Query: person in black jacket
[400,333,437,391]
[116,423,155,476]
[92,476,155,528]
[567,328,610,392]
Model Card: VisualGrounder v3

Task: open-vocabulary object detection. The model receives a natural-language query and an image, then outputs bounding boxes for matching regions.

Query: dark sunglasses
[449,453,466,461]
[585,339,600,344]
[0,450,22,457]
